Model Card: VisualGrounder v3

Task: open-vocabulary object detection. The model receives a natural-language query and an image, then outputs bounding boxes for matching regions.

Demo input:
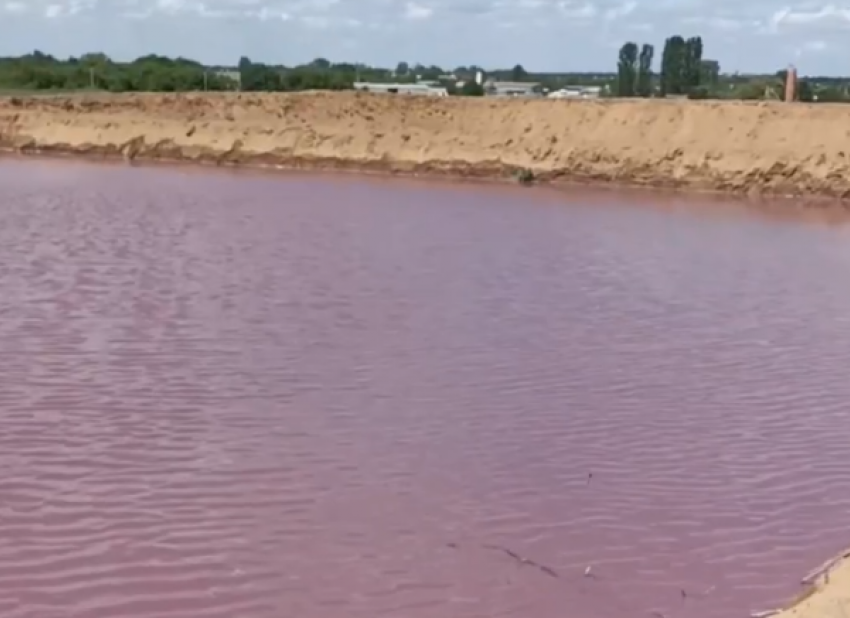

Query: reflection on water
[2,160,850,618]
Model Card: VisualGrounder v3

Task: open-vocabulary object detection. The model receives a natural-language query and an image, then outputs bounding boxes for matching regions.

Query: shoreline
[1,92,849,203]
[761,547,850,618]
[11,149,850,227]
[2,138,848,210]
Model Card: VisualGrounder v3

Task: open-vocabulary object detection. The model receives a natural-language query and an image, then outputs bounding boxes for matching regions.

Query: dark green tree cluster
[237,57,355,91]
[616,42,638,96]
[659,35,703,96]
[0,51,504,96]
[616,42,653,97]
[701,59,720,86]
[637,44,654,96]
[0,51,422,94]
[0,51,239,92]
[459,80,485,96]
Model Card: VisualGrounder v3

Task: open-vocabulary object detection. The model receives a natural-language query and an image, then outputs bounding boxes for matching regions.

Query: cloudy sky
[0,0,847,74]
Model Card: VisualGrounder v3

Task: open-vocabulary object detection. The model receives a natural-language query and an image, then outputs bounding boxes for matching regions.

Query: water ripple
[2,161,850,618]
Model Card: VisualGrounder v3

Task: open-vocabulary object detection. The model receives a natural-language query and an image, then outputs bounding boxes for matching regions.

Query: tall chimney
[785,65,797,102]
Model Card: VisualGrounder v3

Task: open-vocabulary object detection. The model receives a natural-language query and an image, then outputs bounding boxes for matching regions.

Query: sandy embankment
[765,548,850,618]
[0,91,848,197]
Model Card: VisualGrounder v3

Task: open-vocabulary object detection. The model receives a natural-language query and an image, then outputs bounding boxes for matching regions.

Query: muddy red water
[2,160,850,618]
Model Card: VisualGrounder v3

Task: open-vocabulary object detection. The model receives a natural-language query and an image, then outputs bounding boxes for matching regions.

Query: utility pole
[89,67,95,89]
[203,71,208,91]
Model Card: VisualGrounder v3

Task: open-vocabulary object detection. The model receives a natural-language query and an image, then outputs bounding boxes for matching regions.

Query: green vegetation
[637,44,654,97]
[0,52,486,95]
[616,42,638,97]
[0,51,611,97]
[613,33,850,102]
[457,80,485,96]
[2,47,849,103]
[658,36,703,96]
[515,168,536,185]
[616,43,654,97]
[0,52,236,92]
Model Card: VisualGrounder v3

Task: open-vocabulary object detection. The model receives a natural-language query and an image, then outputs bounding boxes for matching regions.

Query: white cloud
[1,0,850,74]
[557,0,596,19]
[3,0,27,13]
[682,15,749,31]
[771,4,850,27]
[604,0,637,20]
[795,38,828,56]
[404,1,432,19]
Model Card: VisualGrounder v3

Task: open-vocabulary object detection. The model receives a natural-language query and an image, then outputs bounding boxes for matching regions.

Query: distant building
[483,80,541,97]
[547,85,602,99]
[353,82,448,97]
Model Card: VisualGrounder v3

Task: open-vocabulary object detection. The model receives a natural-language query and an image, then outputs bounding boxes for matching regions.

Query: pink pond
[1,159,850,618]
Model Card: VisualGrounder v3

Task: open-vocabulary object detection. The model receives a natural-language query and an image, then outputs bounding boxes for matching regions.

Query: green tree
[459,79,484,96]
[700,59,719,86]
[616,42,638,97]
[798,79,813,102]
[636,43,654,97]
[511,64,527,82]
[0,51,419,94]
[660,35,704,96]
[814,85,847,102]
[684,36,703,91]
[660,35,686,96]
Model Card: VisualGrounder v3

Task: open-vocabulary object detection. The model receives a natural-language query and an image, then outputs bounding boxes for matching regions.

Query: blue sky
[0,0,847,74]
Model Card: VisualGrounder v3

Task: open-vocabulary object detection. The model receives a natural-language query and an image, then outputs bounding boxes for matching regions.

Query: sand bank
[0,91,847,198]
[763,548,850,618]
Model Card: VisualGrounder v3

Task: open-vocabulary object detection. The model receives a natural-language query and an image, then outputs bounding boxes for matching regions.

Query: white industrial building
[483,80,542,97]
[353,82,448,97]
[547,86,603,99]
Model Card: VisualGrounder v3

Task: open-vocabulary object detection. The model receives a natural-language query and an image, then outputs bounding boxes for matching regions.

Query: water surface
[2,160,850,618]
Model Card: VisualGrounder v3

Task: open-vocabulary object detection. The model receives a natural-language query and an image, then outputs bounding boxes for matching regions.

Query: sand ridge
[0,91,848,197]
[767,549,850,618]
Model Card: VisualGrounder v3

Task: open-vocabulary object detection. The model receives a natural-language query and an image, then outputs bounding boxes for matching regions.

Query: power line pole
[89,67,95,89]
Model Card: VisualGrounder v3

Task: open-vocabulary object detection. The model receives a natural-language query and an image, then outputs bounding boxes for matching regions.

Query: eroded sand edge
[767,549,850,618]
[0,91,848,198]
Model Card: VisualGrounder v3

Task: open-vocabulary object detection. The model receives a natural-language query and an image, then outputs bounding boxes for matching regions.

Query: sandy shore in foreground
[0,91,846,198]
[768,548,850,618]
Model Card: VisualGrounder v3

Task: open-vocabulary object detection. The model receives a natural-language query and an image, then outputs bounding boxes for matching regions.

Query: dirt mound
[0,91,847,198]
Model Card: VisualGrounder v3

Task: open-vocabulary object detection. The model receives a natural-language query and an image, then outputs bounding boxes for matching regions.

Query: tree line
[0,52,577,97]
[616,35,716,98]
[5,48,849,102]
[0,52,492,95]
[614,34,850,102]
[616,43,654,97]
[0,52,234,92]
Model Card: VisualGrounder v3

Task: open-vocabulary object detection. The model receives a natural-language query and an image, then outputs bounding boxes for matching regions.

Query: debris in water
[481,543,559,578]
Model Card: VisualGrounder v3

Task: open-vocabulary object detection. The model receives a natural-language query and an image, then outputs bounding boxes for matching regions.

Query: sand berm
[0,91,848,197]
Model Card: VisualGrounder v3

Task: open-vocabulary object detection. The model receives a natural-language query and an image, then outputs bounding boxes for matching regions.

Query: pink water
[2,160,850,618]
